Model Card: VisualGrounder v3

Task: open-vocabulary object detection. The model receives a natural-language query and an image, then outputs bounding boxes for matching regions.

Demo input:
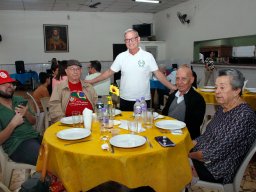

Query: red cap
[0,70,16,85]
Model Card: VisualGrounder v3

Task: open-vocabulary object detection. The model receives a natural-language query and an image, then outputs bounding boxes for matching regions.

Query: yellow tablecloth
[37,112,193,192]
[197,89,256,110]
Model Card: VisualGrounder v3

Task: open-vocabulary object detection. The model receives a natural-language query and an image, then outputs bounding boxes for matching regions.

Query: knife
[144,136,153,148]
[109,143,115,153]
[64,139,92,146]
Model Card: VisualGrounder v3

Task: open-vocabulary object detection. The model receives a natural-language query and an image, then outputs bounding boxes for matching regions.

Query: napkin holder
[83,108,93,130]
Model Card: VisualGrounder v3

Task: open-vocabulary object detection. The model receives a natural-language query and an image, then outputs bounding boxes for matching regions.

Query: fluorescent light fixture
[134,0,161,4]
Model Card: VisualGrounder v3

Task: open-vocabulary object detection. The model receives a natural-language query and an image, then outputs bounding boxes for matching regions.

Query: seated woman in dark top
[189,69,256,184]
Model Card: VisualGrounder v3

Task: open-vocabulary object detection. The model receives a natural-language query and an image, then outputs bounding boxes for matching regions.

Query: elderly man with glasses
[49,59,97,123]
[85,29,176,111]
[0,70,41,165]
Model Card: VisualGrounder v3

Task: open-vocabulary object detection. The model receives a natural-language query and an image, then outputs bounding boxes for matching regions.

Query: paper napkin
[83,108,93,130]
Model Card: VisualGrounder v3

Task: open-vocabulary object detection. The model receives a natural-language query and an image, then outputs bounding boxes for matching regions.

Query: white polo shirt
[111,48,158,101]
[85,72,111,96]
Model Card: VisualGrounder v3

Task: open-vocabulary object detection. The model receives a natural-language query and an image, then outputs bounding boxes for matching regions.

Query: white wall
[0,10,153,64]
[154,0,256,65]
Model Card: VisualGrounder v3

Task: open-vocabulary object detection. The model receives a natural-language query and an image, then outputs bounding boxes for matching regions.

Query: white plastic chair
[40,97,51,129]
[194,140,256,192]
[200,104,217,134]
[0,181,11,192]
[0,146,35,188]
[26,92,44,135]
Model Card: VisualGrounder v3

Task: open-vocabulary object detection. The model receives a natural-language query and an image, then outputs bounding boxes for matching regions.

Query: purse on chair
[19,143,66,192]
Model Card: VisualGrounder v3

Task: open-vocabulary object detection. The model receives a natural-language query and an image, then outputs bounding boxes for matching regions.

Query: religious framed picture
[43,24,69,52]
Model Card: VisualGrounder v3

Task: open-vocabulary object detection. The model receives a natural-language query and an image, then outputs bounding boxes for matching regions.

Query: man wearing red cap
[0,70,41,165]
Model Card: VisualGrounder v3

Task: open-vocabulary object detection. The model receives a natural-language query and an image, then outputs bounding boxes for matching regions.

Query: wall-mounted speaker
[0,35,2,42]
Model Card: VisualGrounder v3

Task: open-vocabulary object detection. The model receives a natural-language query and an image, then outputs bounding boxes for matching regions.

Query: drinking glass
[142,108,154,129]
[72,111,82,128]
[128,120,138,134]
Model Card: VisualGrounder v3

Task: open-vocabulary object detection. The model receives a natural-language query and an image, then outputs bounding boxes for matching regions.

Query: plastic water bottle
[140,96,147,124]
[96,96,104,122]
[140,97,147,113]
[101,107,109,128]
[134,99,142,117]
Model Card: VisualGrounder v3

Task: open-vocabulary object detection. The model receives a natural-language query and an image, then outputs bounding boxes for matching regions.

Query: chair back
[200,104,217,134]
[40,97,51,129]
[233,140,256,192]
[15,60,25,74]
[0,146,35,187]
[0,146,7,179]
[0,181,11,192]
[26,92,43,133]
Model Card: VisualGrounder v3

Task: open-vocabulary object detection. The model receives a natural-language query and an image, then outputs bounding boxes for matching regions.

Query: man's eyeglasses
[87,67,92,70]
[124,37,138,43]
[68,67,81,72]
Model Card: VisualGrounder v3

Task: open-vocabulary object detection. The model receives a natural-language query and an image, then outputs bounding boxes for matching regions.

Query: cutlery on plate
[144,136,153,148]
[64,139,92,146]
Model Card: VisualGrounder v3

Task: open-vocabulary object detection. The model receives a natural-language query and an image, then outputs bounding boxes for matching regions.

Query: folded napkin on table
[119,120,145,133]
[83,108,93,130]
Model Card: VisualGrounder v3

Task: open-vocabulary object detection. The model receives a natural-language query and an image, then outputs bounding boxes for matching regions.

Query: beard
[0,90,14,99]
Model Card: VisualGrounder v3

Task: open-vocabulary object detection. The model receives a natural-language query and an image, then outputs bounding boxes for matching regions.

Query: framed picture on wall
[43,24,69,52]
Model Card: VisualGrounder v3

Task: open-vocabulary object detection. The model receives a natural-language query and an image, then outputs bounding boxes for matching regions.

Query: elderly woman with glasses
[189,69,256,184]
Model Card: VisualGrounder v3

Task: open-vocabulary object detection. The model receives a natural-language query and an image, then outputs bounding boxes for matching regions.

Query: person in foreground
[162,65,206,140]
[85,29,176,111]
[189,69,256,184]
[85,60,111,96]
[49,59,97,123]
[0,70,41,165]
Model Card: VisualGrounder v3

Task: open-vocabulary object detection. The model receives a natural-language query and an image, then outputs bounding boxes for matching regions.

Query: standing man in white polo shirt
[85,29,176,111]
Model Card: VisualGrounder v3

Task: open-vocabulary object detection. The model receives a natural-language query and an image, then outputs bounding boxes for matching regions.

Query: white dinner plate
[155,120,186,130]
[203,86,215,89]
[110,134,146,148]
[56,128,91,140]
[246,88,256,93]
[200,88,215,92]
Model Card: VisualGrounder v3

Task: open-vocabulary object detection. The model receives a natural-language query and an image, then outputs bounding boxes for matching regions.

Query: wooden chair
[40,97,51,129]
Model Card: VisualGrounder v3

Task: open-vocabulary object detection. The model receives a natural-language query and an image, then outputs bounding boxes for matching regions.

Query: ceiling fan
[79,0,101,8]
[87,0,101,8]
[177,12,190,24]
